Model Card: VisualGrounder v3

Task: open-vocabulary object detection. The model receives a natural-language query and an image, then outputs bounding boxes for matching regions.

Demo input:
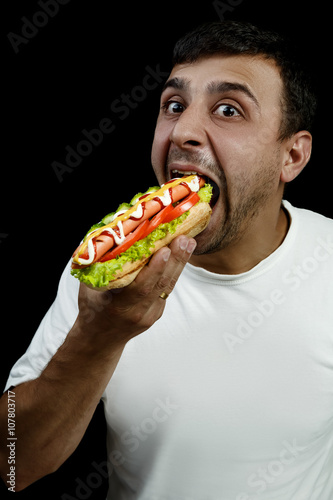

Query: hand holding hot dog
[71,175,212,290]
[76,235,197,347]
[72,174,212,347]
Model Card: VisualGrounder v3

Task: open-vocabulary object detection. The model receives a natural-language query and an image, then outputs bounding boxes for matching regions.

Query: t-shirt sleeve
[4,260,80,392]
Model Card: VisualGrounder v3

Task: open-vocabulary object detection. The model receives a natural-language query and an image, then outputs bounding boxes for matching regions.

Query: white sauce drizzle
[156,188,172,206]
[75,175,200,265]
[102,221,125,245]
[77,238,96,265]
[111,209,128,221]
[131,190,156,206]
[77,221,125,265]
[129,203,144,219]
[184,176,200,193]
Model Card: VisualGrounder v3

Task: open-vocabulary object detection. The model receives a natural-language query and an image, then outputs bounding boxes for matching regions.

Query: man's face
[151,55,286,255]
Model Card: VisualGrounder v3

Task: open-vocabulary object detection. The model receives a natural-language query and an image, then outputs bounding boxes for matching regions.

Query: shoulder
[284,200,333,239]
[283,200,333,269]
[284,200,332,228]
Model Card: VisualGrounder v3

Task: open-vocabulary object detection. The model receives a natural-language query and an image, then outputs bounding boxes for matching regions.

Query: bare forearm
[0,236,196,491]
[0,318,125,491]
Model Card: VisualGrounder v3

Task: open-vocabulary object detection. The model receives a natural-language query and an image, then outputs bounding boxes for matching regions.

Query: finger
[153,235,197,297]
[122,245,172,304]
[115,235,196,313]
[100,236,196,337]
[125,236,193,300]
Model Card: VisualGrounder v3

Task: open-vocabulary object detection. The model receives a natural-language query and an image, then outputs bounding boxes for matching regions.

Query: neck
[190,204,290,275]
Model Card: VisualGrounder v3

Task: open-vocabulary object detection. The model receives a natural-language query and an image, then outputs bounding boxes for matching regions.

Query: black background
[1,1,331,498]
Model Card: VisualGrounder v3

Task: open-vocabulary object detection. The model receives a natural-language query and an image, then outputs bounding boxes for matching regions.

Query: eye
[214,104,241,118]
[162,101,185,115]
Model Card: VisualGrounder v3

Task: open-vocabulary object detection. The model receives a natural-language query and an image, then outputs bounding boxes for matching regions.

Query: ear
[280,131,312,183]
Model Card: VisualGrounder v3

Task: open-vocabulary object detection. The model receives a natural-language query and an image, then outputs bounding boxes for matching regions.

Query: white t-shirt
[5,201,333,500]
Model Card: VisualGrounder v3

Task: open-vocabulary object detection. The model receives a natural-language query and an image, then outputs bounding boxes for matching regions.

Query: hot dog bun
[87,201,212,291]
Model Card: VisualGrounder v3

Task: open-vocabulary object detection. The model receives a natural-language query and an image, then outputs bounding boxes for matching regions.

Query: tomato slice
[162,192,200,224]
[139,203,175,240]
[99,219,150,262]
[97,192,200,263]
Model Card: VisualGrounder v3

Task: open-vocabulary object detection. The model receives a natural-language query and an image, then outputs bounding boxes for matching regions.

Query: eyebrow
[162,77,260,110]
[162,77,190,93]
[207,81,260,109]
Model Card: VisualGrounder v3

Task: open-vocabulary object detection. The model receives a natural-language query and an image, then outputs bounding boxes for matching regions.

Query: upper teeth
[171,169,199,176]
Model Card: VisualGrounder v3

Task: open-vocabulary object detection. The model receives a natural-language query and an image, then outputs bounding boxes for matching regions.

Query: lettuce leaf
[71,184,213,288]
[71,212,189,288]
[197,183,213,203]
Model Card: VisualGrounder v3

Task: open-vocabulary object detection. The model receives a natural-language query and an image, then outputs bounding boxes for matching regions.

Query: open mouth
[170,169,220,208]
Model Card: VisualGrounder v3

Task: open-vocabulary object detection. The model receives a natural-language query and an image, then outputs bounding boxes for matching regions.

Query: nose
[169,105,206,150]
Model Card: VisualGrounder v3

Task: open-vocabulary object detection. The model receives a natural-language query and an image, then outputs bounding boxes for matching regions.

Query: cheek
[210,129,255,171]
[219,133,279,180]
[228,134,264,169]
[214,118,280,166]
[236,117,281,167]
[216,144,282,205]
[151,123,171,178]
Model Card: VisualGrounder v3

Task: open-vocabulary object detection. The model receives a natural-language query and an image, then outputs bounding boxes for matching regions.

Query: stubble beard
[188,149,282,256]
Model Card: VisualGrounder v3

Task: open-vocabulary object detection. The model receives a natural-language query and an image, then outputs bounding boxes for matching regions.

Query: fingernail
[163,248,171,262]
[179,237,188,251]
[186,239,197,254]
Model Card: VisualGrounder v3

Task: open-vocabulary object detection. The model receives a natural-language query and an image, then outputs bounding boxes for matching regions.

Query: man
[1,20,332,499]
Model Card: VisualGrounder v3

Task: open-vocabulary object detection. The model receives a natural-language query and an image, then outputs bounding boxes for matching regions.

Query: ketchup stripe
[73,176,204,267]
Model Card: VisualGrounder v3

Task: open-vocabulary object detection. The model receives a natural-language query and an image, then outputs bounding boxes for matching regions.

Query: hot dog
[71,175,213,290]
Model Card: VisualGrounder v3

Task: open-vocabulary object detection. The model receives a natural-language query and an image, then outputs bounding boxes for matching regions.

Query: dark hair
[172,21,317,140]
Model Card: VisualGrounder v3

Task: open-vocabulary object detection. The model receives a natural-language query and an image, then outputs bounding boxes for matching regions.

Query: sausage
[73,176,205,267]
